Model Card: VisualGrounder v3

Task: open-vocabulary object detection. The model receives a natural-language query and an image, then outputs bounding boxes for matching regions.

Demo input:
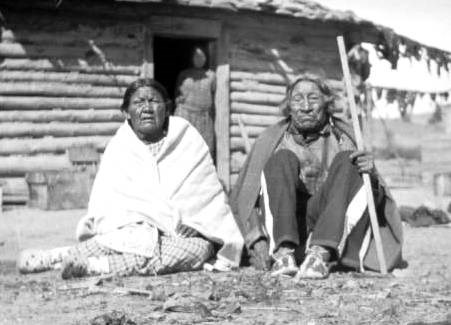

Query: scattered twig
[242,306,302,313]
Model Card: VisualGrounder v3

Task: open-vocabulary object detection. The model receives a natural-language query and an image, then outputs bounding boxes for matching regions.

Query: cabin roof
[117,0,451,71]
[121,0,367,23]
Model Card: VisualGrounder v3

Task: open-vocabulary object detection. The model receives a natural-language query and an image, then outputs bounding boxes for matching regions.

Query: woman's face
[192,48,207,68]
[126,86,167,142]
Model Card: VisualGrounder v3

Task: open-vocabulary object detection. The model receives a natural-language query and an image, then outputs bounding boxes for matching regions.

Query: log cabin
[0,0,450,206]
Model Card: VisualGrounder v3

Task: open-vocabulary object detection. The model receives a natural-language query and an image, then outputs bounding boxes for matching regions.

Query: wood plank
[230,91,285,105]
[231,113,282,126]
[231,71,344,91]
[214,27,231,191]
[150,16,221,39]
[0,122,121,138]
[0,136,111,155]
[230,125,266,137]
[0,177,29,197]
[0,96,121,110]
[231,71,293,85]
[230,102,281,116]
[0,109,124,123]
[1,27,142,47]
[230,80,286,94]
[0,154,71,176]
[141,26,154,78]
[230,48,336,75]
[231,47,337,66]
[0,43,141,63]
[0,81,124,97]
[0,58,141,75]
[0,70,136,86]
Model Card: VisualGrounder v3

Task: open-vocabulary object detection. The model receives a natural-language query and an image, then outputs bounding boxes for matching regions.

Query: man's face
[126,86,167,140]
[288,81,328,132]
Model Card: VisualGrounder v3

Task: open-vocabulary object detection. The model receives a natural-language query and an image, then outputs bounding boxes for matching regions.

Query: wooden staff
[337,35,388,274]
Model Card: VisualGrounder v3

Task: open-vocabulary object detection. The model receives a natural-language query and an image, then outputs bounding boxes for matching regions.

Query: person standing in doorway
[175,46,216,156]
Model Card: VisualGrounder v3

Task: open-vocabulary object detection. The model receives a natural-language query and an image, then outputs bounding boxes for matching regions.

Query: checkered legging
[69,234,214,276]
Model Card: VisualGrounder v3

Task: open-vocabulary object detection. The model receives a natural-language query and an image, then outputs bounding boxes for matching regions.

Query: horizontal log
[231,136,257,152]
[0,155,71,176]
[231,71,295,85]
[229,25,338,46]
[2,194,28,204]
[0,81,124,98]
[231,48,337,67]
[228,17,339,38]
[231,91,285,106]
[0,70,136,86]
[0,96,121,110]
[231,113,282,127]
[231,102,281,116]
[230,125,267,138]
[0,122,121,138]
[1,28,142,47]
[230,58,287,74]
[231,71,344,90]
[0,136,111,155]
[0,109,124,123]
[0,59,141,75]
[0,177,29,197]
[0,43,141,63]
[230,80,287,94]
[230,51,338,76]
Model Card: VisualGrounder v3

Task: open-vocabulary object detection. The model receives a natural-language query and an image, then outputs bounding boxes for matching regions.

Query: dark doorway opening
[153,36,215,112]
[154,36,217,162]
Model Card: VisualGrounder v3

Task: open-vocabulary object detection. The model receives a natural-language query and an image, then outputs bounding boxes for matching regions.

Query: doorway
[153,36,215,110]
[153,36,217,161]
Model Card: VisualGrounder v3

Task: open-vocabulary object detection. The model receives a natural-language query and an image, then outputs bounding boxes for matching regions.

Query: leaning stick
[337,35,388,274]
[237,114,252,154]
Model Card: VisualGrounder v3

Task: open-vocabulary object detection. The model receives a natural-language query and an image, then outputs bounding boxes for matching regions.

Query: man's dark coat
[229,117,403,272]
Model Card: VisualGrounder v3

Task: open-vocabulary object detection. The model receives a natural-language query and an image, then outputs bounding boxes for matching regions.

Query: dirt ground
[0,208,450,325]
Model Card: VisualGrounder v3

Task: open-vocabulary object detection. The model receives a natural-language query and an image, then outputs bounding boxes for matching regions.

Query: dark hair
[120,78,172,112]
[280,75,334,117]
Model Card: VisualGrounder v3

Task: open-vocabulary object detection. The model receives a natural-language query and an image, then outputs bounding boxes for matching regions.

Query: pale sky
[316,0,451,52]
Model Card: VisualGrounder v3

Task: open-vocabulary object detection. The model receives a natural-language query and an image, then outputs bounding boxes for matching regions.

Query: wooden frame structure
[1,0,450,204]
[141,17,230,188]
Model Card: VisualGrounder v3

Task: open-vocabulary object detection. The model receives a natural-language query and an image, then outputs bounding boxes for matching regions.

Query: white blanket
[76,116,244,267]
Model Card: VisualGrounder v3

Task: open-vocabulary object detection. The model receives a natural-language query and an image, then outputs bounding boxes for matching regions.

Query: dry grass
[1,209,450,324]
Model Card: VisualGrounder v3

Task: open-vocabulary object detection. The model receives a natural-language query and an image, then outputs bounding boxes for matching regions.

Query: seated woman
[18,78,243,279]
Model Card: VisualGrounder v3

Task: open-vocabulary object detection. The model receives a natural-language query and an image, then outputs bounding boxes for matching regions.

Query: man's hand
[349,150,376,175]
[249,239,272,271]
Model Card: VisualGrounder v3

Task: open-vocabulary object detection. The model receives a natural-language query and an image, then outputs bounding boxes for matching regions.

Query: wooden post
[215,27,231,191]
[337,36,388,274]
[142,26,154,79]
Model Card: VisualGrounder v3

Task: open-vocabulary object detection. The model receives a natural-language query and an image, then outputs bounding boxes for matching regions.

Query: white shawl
[76,116,243,267]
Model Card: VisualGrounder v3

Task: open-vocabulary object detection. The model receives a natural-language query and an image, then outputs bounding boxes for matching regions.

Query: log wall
[0,12,144,203]
[0,5,350,200]
[227,22,345,185]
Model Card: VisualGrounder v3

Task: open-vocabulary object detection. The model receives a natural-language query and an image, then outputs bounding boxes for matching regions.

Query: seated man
[18,78,243,279]
[230,76,403,279]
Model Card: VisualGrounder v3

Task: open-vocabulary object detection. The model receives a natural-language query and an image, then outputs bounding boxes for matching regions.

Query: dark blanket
[230,117,404,272]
